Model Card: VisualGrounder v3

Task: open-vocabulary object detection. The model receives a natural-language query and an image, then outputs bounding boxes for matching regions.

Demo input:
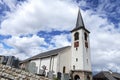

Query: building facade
[20,8,92,80]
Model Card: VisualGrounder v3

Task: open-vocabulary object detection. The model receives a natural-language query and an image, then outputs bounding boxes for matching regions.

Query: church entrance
[74,75,80,80]
[87,75,90,80]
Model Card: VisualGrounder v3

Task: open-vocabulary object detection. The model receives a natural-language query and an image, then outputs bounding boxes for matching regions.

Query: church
[20,9,92,80]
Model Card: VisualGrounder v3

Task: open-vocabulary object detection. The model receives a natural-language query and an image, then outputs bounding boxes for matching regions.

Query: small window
[87,59,88,64]
[76,58,78,62]
[74,32,79,40]
[73,65,75,70]
[87,75,90,80]
[76,48,78,50]
[84,33,87,41]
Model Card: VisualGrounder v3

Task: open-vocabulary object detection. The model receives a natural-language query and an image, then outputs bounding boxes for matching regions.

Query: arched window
[74,32,79,40]
[63,66,66,73]
[84,33,87,41]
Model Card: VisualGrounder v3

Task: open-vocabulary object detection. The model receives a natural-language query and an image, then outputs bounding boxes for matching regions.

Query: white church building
[20,9,92,80]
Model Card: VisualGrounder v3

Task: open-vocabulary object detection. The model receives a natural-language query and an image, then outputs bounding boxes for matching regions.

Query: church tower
[70,9,92,80]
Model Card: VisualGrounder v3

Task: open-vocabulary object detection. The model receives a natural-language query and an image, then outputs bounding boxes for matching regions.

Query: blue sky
[0,0,120,72]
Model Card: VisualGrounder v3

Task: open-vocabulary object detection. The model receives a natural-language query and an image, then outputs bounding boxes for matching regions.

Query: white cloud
[3,0,17,10]
[4,35,46,48]
[0,0,78,36]
[3,35,47,59]
[50,33,71,48]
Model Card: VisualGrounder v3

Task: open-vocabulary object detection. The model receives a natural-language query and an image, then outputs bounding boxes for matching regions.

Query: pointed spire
[71,8,90,33]
[76,8,85,28]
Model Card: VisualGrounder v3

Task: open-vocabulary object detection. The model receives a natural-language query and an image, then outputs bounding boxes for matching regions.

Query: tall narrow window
[84,33,87,41]
[74,32,79,40]
[87,59,88,64]
[63,66,66,73]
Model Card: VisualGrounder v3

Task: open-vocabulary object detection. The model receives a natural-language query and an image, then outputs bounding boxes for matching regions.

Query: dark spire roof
[71,8,90,33]
[76,8,85,28]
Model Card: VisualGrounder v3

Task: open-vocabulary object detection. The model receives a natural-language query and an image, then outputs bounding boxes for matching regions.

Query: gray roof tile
[93,71,120,80]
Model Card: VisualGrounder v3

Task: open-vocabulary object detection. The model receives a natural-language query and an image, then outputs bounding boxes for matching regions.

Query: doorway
[74,75,80,80]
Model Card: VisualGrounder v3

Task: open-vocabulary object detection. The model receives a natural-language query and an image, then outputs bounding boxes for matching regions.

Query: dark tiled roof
[103,72,116,80]
[76,9,85,28]
[20,46,71,63]
[93,71,120,80]
[112,72,120,79]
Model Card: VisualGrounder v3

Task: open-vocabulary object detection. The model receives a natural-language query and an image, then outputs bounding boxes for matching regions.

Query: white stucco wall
[71,29,91,71]
[27,46,71,75]
[40,57,50,74]
[28,55,58,76]
[82,30,92,71]
[71,29,84,70]
[29,59,40,74]
[51,56,57,75]
[57,47,71,74]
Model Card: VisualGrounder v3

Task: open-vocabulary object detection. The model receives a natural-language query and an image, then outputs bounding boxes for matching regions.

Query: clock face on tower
[74,41,79,47]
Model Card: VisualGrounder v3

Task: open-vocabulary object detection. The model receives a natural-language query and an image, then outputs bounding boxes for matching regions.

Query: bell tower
[70,8,92,80]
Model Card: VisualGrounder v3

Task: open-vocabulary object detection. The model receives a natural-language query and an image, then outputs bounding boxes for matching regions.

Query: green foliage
[53,77,58,80]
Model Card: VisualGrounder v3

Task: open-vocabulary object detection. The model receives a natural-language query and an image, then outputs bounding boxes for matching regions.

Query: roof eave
[70,27,90,33]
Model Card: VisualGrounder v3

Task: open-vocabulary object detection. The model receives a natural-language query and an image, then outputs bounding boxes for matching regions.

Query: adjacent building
[93,71,120,80]
[20,9,92,80]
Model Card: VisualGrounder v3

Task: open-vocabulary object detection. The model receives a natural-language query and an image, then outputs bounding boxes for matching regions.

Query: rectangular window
[76,58,78,62]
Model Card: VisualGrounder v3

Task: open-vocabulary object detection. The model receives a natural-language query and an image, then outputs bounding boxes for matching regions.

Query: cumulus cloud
[0,43,27,59]
[0,0,78,36]
[3,35,47,57]
[2,0,17,11]
[50,33,71,48]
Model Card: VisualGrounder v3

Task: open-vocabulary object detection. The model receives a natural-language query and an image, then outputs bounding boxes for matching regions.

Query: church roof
[71,8,90,33]
[93,71,120,80]
[20,46,71,63]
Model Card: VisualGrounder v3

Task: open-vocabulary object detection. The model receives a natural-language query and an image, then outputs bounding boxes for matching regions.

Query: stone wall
[0,64,48,80]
